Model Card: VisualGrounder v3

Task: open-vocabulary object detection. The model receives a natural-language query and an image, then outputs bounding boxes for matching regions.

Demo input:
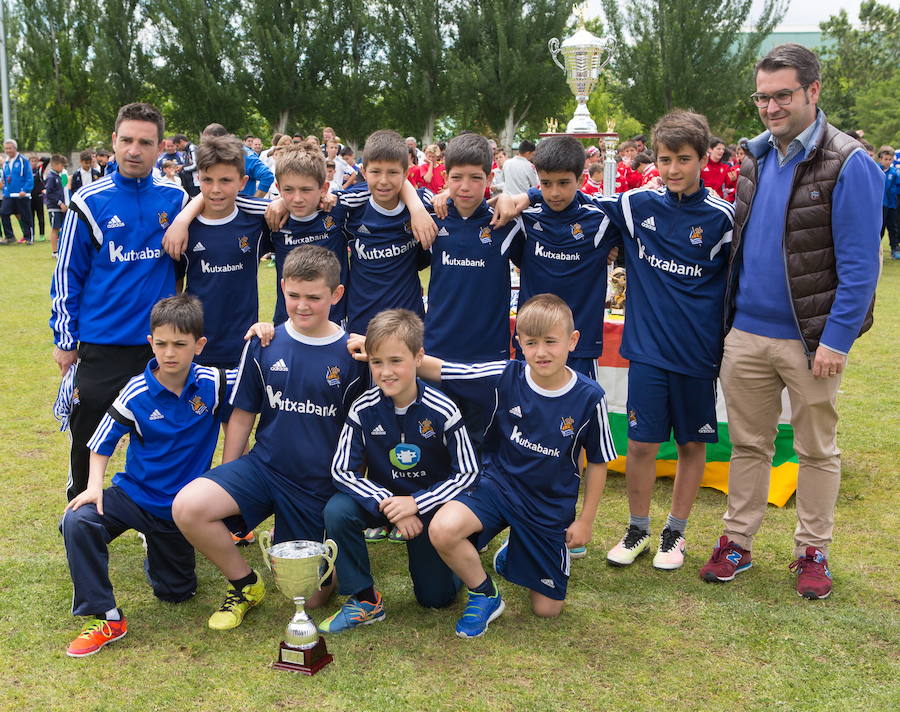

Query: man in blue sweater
[50,103,187,500]
[699,44,883,599]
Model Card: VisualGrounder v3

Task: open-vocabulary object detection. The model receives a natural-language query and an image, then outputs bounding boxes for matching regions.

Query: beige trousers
[720,328,843,558]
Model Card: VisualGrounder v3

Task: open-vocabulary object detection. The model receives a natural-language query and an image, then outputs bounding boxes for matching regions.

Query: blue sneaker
[569,545,587,559]
[455,588,505,638]
[318,593,385,634]
[492,537,509,580]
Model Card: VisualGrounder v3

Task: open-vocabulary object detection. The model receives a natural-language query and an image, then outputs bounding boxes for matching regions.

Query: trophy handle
[598,37,616,73]
[548,38,565,71]
[258,529,273,570]
[318,538,337,587]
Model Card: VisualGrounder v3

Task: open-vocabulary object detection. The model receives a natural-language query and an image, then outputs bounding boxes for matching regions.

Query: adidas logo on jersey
[540,578,556,588]
[532,222,543,232]
[641,216,656,231]
[371,424,386,435]
[149,409,164,421]
[698,423,716,434]
[193,242,206,252]
[106,215,125,229]
[270,359,289,372]
[358,224,371,234]
[438,227,449,237]
[508,405,522,418]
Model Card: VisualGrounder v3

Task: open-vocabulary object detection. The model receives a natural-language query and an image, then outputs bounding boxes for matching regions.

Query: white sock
[105,607,121,621]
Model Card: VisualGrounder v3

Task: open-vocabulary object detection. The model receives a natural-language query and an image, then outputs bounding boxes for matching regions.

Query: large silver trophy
[259,533,337,675]
[548,27,616,134]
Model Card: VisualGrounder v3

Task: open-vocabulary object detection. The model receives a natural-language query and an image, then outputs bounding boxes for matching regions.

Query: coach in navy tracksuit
[50,103,187,500]
[1,139,34,243]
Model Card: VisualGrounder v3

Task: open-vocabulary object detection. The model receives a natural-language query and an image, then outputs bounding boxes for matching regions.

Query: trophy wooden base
[272,637,333,675]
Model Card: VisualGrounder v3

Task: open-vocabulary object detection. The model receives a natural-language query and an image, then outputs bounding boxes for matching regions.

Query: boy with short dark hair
[318,309,479,633]
[616,140,638,192]
[581,162,604,195]
[70,150,100,194]
[172,246,367,631]
[877,146,900,259]
[592,110,735,570]
[61,294,235,657]
[44,154,68,257]
[421,294,617,637]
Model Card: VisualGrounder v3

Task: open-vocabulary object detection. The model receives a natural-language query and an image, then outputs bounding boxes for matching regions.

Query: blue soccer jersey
[179,207,270,367]
[87,361,236,520]
[509,189,615,359]
[594,185,734,378]
[440,360,617,531]
[342,185,431,335]
[425,200,523,362]
[331,379,479,517]
[270,205,350,325]
[230,323,366,503]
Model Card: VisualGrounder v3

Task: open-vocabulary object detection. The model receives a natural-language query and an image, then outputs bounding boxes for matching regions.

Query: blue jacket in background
[240,145,274,196]
[3,154,34,196]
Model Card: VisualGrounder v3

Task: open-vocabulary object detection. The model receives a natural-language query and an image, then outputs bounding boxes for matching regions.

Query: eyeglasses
[750,85,809,108]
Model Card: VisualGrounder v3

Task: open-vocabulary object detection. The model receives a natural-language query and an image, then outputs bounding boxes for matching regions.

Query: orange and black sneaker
[66,615,128,657]
[231,531,256,547]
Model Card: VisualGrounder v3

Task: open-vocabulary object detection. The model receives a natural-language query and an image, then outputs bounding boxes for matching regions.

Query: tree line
[7,0,897,154]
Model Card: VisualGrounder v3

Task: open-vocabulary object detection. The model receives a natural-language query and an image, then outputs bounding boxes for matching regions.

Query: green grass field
[1,230,897,711]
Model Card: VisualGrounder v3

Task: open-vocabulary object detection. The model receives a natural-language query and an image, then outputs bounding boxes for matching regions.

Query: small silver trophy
[259,534,337,675]
[548,26,616,133]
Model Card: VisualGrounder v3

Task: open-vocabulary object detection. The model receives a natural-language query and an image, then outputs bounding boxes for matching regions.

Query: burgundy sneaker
[699,535,752,582]
[789,547,832,599]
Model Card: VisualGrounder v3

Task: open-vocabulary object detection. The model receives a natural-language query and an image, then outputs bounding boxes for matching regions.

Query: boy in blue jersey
[172,246,367,631]
[175,135,270,368]
[319,309,479,633]
[412,295,617,637]
[591,111,735,571]
[61,295,236,657]
[268,142,350,326]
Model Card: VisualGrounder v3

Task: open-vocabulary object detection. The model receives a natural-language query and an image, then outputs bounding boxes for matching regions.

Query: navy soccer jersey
[509,189,615,359]
[594,185,734,378]
[341,185,431,335]
[332,379,479,517]
[425,200,523,361]
[230,322,366,503]
[87,360,236,520]
[270,205,350,325]
[440,360,617,531]
[179,207,270,366]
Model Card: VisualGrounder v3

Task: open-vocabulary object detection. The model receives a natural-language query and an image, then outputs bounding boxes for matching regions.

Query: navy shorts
[49,210,64,229]
[458,477,570,601]
[203,455,327,544]
[626,360,718,445]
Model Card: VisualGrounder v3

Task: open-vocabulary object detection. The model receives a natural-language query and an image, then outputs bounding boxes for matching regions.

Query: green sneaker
[364,526,388,543]
[388,526,406,543]
[606,525,651,567]
[208,572,266,630]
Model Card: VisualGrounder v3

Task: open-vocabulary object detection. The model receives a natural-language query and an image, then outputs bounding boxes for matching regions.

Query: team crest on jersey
[238,235,251,253]
[478,226,492,244]
[72,388,80,406]
[560,416,575,437]
[402,221,412,234]
[189,395,208,416]
[390,442,421,470]
[628,409,638,428]
[418,419,436,439]
[570,223,584,240]
[689,226,704,246]
[323,215,335,230]
[157,211,169,228]
[325,365,341,386]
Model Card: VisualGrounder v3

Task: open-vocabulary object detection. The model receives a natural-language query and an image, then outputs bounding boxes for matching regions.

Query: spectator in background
[204,123,273,197]
[173,134,200,197]
[30,155,47,241]
[71,150,101,194]
[878,145,900,259]
[1,139,35,244]
[631,134,648,153]
[491,148,507,195]
[700,136,736,200]
[502,139,538,194]
[406,136,426,165]
[95,149,112,176]
[410,144,446,193]
[335,146,358,189]
[156,137,183,173]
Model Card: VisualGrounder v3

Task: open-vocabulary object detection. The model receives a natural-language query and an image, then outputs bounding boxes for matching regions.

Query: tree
[818,1,900,132]
[599,0,785,133]
[453,0,577,149]
[852,69,900,148]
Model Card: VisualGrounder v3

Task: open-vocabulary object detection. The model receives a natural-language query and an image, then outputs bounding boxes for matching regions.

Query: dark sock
[470,575,496,596]
[228,570,257,591]
[354,586,377,604]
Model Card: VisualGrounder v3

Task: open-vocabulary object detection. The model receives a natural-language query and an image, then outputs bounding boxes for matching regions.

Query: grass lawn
[0,235,897,711]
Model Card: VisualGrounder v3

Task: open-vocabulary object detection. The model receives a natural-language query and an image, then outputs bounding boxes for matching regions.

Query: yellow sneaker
[208,572,266,630]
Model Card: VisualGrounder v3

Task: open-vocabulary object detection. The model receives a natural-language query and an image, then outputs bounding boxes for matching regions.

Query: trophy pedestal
[272,636,333,675]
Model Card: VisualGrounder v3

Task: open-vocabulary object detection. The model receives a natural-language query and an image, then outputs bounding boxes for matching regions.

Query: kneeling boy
[320,309,479,633]
[172,246,366,630]
[424,295,617,637]
[61,295,235,656]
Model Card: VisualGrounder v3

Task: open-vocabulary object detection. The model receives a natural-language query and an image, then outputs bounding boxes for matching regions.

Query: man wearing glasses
[699,44,883,599]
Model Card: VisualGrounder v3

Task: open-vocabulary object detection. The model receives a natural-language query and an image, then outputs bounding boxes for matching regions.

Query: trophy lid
[561,28,607,49]
[269,540,327,559]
